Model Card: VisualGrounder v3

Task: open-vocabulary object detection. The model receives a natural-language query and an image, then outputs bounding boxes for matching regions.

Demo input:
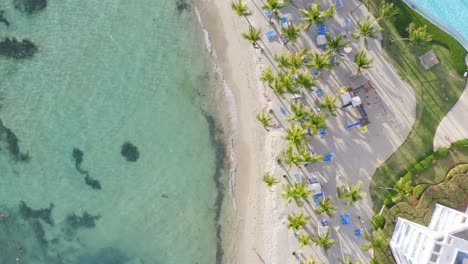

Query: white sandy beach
[196,0,418,263]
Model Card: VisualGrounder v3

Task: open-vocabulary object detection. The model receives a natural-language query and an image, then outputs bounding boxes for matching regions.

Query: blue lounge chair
[354,228,362,237]
[333,0,344,10]
[321,219,329,226]
[341,214,351,225]
[317,24,327,35]
[307,128,313,136]
[311,71,319,77]
[323,153,335,163]
[266,30,277,42]
[308,147,314,154]
[318,128,328,137]
[315,88,324,95]
[280,16,289,23]
[313,104,321,111]
[293,173,305,184]
[314,193,324,205]
[302,59,310,65]
[342,19,351,28]
[264,10,273,18]
[280,106,287,116]
[308,177,317,183]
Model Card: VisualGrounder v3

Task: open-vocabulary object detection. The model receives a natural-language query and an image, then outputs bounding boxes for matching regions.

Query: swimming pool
[402,0,468,50]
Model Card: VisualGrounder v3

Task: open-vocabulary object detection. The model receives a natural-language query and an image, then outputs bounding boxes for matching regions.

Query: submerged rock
[0,10,10,27]
[84,175,101,190]
[0,118,30,161]
[13,0,47,14]
[66,211,101,229]
[75,247,129,264]
[72,147,83,166]
[0,38,38,59]
[176,0,191,13]
[19,201,55,225]
[121,142,139,162]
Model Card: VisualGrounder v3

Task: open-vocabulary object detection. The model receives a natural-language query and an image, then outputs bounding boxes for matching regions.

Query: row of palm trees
[232,0,402,262]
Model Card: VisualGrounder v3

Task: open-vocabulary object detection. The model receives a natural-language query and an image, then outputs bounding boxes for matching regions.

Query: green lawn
[366,0,466,212]
[373,146,468,264]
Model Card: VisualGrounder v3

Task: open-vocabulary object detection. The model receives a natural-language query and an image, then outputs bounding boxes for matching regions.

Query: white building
[390,204,468,264]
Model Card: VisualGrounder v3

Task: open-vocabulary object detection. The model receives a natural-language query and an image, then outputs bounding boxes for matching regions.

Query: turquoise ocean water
[0,1,233,263]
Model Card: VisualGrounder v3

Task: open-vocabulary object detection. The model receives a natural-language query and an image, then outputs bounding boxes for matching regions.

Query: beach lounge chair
[293,173,305,184]
[317,24,327,35]
[354,228,363,237]
[313,104,321,111]
[307,128,313,136]
[323,153,335,163]
[280,106,287,116]
[342,19,351,28]
[266,30,277,42]
[333,0,344,10]
[315,88,324,96]
[321,219,329,226]
[313,193,324,205]
[280,16,290,28]
[316,34,326,46]
[308,147,314,154]
[311,71,319,77]
[264,10,273,19]
[318,128,328,137]
[340,214,351,225]
[308,177,317,183]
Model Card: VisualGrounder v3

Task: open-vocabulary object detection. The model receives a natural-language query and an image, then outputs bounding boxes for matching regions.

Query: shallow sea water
[0,1,232,263]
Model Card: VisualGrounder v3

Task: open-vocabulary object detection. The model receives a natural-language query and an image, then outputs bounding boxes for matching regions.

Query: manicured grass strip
[366,0,465,212]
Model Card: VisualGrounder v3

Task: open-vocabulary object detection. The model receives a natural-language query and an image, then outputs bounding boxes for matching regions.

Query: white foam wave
[194,7,239,211]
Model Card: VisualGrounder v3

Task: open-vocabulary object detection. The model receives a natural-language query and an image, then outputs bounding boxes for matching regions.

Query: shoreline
[194,1,268,263]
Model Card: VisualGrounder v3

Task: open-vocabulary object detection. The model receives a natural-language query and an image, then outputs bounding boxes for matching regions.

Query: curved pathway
[433,82,468,150]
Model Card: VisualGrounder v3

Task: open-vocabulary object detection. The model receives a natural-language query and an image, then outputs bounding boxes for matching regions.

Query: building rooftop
[390,204,468,264]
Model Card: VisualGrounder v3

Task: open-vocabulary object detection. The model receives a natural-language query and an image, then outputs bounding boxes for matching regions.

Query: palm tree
[241,25,262,49]
[260,65,275,84]
[273,52,290,68]
[280,144,303,169]
[408,22,432,43]
[287,211,310,232]
[322,3,336,18]
[300,257,321,264]
[300,3,335,31]
[354,49,374,75]
[338,256,361,264]
[293,182,312,204]
[301,150,323,165]
[283,122,306,147]
[269,76,287,96]
[392,23,432,44]
[262,172,278,188]
[303,110,327,134]
[309,50,331,73]
[281,23,302,45]
[326,33,350,56]
[318,93,338,116]
[295,71,317,90]
[311,230,336,255]
[315,196,337,218]
[231,0,252,25]
[256,109,274,131]
[337,181,366,208]
[288,99,309,122]
[361,229,387,252]
[378,2,398,20]
[278,71,299,94]
[298,232,312,248]
[352,16,379,45]
[287,49,310,72]
[300,3,323,30]
[262,0,286,21]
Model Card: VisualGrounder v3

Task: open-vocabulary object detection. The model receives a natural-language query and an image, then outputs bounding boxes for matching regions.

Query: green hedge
[434,147,449,158]
[372,214,386,230]
[452,139,468,148]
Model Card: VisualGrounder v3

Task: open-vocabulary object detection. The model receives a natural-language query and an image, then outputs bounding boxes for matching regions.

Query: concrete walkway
[433,81,468,150]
